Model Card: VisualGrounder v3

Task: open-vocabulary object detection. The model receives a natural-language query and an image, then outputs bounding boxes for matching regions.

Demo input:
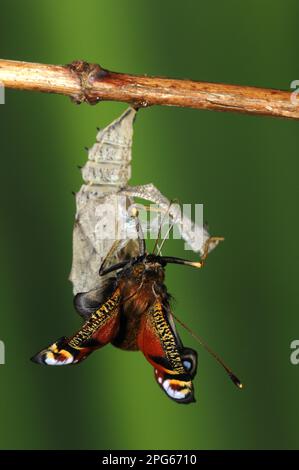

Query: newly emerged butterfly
[32,212,242,404]
[31,108,242,403]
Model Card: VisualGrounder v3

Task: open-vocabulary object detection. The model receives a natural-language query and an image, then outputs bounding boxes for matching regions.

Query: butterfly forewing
[31,288,121,365]
[138,301,196,404]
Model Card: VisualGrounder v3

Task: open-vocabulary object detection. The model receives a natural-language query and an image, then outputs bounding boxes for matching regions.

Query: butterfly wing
[138,301,196,404]
[73,277,116,320]
[31,288,121,366]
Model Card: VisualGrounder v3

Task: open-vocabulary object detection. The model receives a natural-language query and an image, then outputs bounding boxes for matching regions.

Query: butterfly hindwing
[73,277,116,320]
[138,301,196,404]
[31,288,121,366]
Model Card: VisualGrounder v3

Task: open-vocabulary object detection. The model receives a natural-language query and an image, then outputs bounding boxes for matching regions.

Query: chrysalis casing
[69,107,217,295]
[69,108,138,294]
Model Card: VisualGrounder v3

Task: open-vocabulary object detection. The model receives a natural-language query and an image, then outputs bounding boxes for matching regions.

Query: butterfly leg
[201,236,225,262]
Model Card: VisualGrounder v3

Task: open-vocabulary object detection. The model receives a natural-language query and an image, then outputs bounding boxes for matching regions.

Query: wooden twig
[0,58,298,119]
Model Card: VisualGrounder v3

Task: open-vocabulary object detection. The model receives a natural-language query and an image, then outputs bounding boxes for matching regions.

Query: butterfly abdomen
[112,278,158,351]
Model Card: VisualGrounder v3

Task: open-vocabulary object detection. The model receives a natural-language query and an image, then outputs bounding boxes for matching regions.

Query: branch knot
[67,60,107,105]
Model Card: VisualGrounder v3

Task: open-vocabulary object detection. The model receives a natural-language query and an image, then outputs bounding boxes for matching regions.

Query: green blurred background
[1,0,299,450]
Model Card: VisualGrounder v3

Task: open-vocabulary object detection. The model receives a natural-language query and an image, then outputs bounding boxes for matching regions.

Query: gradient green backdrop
[1,0,299,450]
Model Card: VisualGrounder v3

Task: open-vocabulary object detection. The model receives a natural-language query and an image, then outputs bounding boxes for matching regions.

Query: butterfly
[31,211,242,404]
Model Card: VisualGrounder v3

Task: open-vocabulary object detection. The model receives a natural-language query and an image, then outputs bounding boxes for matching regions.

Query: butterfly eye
[180,347,198,379]
[183,360,192,370]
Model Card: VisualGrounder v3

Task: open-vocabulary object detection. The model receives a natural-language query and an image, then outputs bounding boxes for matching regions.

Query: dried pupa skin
[122,184,215,256]
[69,107,217,295]
[69,108,139,295]
[81,107,135,186]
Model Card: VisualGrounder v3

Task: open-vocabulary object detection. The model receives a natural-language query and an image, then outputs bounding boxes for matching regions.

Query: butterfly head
[126,253,166,282]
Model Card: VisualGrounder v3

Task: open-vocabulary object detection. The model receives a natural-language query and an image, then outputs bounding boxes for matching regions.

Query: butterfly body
[32,252,198,403]
[111,254,167,351]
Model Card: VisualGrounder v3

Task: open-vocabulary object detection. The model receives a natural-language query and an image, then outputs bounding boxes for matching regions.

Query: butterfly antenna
[171,312,244,389]
[153,200,177,254]
[157,219,176,255]
[129,206,146,255]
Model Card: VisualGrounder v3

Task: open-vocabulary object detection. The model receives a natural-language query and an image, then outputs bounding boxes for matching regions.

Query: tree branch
[0,58,298,119]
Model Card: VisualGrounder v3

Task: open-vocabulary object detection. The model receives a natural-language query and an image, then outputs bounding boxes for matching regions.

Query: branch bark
[0,58,298,119]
